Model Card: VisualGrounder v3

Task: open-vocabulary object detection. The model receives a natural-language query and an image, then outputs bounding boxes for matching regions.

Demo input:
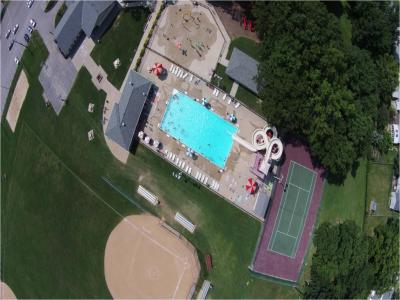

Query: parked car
[13,24,19,35]
[5,29,11,39]
[8,41,14,51]
[29,19,36,28]
[24,34,30,43]
[14,57,20,65]
[27,25,33,34]
[27,0,33,8]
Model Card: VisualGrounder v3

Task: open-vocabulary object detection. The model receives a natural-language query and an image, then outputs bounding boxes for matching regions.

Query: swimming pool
[160,90,238,168]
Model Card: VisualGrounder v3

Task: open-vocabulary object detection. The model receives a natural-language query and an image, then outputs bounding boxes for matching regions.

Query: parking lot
[0,0,60,118]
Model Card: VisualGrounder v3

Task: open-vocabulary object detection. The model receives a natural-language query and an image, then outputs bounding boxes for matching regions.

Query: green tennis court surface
[268,161,317,257]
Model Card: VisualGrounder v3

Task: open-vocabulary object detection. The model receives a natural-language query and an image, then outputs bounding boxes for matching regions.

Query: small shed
[370,199,377,213]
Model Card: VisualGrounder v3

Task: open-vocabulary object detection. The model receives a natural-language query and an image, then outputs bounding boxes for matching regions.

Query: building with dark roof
[225,48,260,95]
[54,1,120,57]
[106,70,152,150]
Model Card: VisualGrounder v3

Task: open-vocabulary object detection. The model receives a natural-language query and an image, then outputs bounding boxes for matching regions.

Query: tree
[350,2,399,58]
[304,219,399,299]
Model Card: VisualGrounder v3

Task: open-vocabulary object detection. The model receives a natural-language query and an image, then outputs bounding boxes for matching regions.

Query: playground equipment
[233,125,283,178]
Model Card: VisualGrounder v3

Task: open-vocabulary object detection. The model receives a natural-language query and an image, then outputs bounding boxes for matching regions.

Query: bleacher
[196,280,212,300]
[137,185,159,206]
[174,212,196,233]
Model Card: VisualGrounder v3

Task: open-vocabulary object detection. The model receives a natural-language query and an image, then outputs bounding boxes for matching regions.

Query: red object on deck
[242,15,248,30]
[249,20,255,32]
[152,63,163,76]
[246,178,257,194]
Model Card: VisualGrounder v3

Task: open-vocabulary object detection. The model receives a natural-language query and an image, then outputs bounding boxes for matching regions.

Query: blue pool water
[160,90,238,168]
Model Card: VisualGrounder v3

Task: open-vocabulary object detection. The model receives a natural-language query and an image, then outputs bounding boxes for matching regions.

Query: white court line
[291,160,318,176]
[276,230,297,239]
[286,188,301,236]
[288,182,310,193]
[268,161,295,250]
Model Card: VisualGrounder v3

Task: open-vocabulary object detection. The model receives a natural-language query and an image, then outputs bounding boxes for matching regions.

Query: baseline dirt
[104,214,200,299]
[6,70,29,132]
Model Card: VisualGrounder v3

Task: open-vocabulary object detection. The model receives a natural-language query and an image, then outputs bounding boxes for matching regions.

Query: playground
[150,2,224,80]
[104,214,200,299]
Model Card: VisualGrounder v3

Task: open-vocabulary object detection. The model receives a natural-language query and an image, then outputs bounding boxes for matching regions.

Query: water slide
[232,134,257,152]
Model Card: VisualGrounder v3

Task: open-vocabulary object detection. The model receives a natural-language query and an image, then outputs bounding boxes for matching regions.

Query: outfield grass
[226,37,261,60]
[1,34,298,299]
[91,8,150,89]
[211,63,233,93]
[235,86,263,115]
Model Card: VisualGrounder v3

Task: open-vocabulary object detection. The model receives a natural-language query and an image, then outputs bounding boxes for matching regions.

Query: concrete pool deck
[138,49,277,220]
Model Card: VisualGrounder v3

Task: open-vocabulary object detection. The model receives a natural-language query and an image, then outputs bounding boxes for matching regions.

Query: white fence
[137,185,159,206]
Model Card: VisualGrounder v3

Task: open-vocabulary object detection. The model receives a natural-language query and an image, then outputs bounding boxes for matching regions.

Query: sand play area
[151,3,224,80]
[0,282,16,299]
[104,214,200,299]
[6,70,29,132]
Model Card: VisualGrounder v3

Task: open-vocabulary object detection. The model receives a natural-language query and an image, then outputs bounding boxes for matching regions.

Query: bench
[137,185,159,206]
[174,212,196,233]
[205,254,213,272]
[196,280,212,300]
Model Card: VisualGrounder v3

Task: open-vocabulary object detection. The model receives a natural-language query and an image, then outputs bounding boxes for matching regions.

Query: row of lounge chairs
[214,88,241,109]
[195,171,208,185]
[170,64,192,81]
[210,180,220,191]
[165,150,192,175]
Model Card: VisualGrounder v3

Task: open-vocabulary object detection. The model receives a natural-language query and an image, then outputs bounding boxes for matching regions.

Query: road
[0,0,61,119]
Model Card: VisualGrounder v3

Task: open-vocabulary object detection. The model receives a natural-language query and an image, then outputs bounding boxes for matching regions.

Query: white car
[13,24,19,35]
[14,57,20,65]
[5,29,11,39]
[29,19,36,28]
[27,0,33,8]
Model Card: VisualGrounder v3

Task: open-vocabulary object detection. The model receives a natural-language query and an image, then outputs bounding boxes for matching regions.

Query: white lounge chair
[227,97,232,104]
[204,177,208,185]
[222,93,227,100]
[215,90,219,97]
[189,74,193,82]
[188,167,192,174]
[182,162,186,169]
[170,64,174,72]
[234,102,240,108]
[182,72,188,79]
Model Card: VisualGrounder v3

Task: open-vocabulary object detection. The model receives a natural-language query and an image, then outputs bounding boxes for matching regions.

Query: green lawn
[364,151,398,234]
[226,37,262,60]
[91,8,150,89]
[211,63,233,93]
[1,33,298,299]
[54,2,66,27]
[235,86,263,115]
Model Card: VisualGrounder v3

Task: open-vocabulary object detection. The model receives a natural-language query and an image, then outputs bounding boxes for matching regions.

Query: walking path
[230,82,239,97]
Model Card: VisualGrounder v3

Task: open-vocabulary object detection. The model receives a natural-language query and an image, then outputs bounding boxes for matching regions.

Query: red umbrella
[152,63,163,76]
[246,178,257,194]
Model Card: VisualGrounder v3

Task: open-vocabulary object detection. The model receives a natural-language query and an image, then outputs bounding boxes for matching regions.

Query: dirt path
[104,214,200,299]
[6,70,29,132]
[0,282,16,299]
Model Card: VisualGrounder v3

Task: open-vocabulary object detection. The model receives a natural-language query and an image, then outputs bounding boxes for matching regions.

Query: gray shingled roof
[254,190,270,219]
[225,48,260,95]
[106,71,152,150]
[54,1,114,57]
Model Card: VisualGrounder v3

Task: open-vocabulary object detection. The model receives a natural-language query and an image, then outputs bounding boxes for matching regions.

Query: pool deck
[138,49,276,220]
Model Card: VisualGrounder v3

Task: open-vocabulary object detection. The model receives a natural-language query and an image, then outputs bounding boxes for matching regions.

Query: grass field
[226,37,261,60]
[235,86,262,115]
[211,63,233,93]
[91,8,150,89]
[1,33,298,299]
[364,151,398,234]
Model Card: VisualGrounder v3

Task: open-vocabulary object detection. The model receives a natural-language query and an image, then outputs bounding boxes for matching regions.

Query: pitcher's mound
[104,215,200,299]
[1,282,16,299]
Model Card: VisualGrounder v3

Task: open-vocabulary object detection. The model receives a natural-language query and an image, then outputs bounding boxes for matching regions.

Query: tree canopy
[253,1,398,182]
[304,219,399,299]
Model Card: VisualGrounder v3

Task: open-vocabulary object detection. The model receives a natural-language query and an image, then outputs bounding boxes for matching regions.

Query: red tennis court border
[250,143,325,282]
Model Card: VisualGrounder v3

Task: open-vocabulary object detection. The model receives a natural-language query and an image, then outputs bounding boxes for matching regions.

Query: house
[54,1,120,57]
[225,48,259,95]
[368,289,394,300]
[105,70,152,151]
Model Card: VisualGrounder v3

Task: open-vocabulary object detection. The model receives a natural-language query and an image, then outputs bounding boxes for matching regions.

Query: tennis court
[268,161,317,257]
